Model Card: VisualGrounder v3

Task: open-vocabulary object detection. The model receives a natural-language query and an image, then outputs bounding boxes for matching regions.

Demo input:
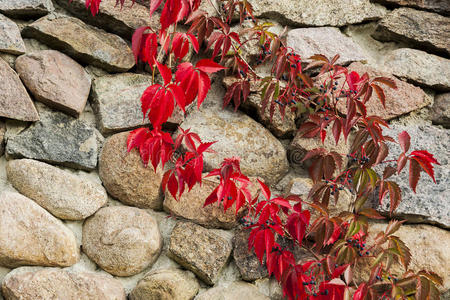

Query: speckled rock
[233,229,268,281]
[384,48,450,91]
[82,206,163,276]
[99,132,164,209]
[286,27,368,65]
[0,192,79,268]
[0,14,25,55]
[371,0,449,17]
[195,281,269,300]
[431,93,450,128]
[6,159,107,220]
[168,222,232,285]
[15,50,91,117]
[372,8,450,56]
[22,14,134,72]
[2,268,126,300]
[6,109,102,170]
[0,58,38,122]
[129,269,199,300]
[0,0,54,18]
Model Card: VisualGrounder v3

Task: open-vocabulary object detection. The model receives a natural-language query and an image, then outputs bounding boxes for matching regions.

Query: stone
[168,222,232,285]
[129,269,199,300]
[372,8,450,57]
[82,206,162,276]
[233,229,268,281]
[342,62,431,120]
[384,48,450,91]
[22,14,135,72]
[286,27,368,66]
[15,50,91,117]
[54,0,159,39]
[0,120,5,156]
[195,281,269,300]
[6,159,107,220]
[249,0,386,27]
[176,84,289,185]
[0,58,39,122]
[431,93,450,128]
[0,192,79,268]
[0,14,26,55]
[370,124,450,228]
[99,132,164,209]
[6,109,102,170]
[370,0,450,16]
[91,73,183,134]
[2,268,126,300]
[0,0,53,18]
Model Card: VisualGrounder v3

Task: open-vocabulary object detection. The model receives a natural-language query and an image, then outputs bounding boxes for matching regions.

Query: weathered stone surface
[54,0,159,39]
[91,73,183,134]
[177,84,289,185]
[0,58,38,122]
[168,222,232,285]
[99,132,164,209]
[0,0,53,18]
[6,109,101,170]
[342,62,431,120]
[371,0,450,16]
[0,192,79,268]
[372,8,450,56]
[2,268,126,300]
[250,0,386,27]
[370,124,449,228]
[286,27,368,65]
[233,229,268,281]
[15,50,91,117]
[431,93,450,128]
[6,159,107,220]
[195,281,269,300]
[23,14,134,72]
[384,48,450,91]
[82,206,162,276]
[129,269,199,300]
[0,14,25,55]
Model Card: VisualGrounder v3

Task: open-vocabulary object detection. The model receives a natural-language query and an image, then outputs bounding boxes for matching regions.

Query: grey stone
[372,8,450,57]
[370,0,450,16]
[286,27,368,65]
[233,229,268,281]
[0,0,53,18]
[431,93,450,128]
[168,222,232,285]
[384,48,450,91]
[6,109,102,170]
[0,58,39,122]
[22,14,135,72]
[195,281,269,300]
[0,14,25,55]
[371,124,450,228]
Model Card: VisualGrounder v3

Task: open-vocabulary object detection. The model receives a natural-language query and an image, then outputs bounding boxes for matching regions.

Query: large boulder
[370,0,450,16]
[0,0,54,18]
[0,14,26,55]
[195,281,269,300]
[431,93,450,128]
[233,229,268,281]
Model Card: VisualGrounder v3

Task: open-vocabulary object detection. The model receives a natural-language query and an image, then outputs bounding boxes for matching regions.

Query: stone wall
[0,0,448,299]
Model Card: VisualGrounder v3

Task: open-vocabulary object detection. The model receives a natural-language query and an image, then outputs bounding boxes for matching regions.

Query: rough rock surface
[195,281,269,300]
[168,222,232,285]
[371,0,450,16]
[0,0,54,18]
[6,159,107,220]
[82,206,162,276]
[371,124,449,228]
[15,50,91,117]
[372,8,450,56]
[0,14,26,55]
[431,93,450,128]
[0,192,79,268]
[129,269,199,300]
[286,27,368,65]
[54,0,159,39]
[23,14,134,72]
[384,48,450,91]
[99,132,164,209]
[6,109,102,170]
[250,0,386,27]
[0,58,39,122]
[2,268,126,300]
[233,229,268,281]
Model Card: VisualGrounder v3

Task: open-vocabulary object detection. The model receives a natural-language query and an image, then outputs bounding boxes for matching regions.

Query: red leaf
[257,179,271,200]
[196,59,226,73]
[131,26,149,63]
[398,131,411,153]
[409,159,421,193]
[156,61,172,86]
[197,71,210,108]
[353,283,368,300]
[127,128,150,152]
[286,211,310,244]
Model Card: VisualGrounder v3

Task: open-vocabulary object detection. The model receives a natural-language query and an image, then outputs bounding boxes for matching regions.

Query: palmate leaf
[389,236,411,269]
